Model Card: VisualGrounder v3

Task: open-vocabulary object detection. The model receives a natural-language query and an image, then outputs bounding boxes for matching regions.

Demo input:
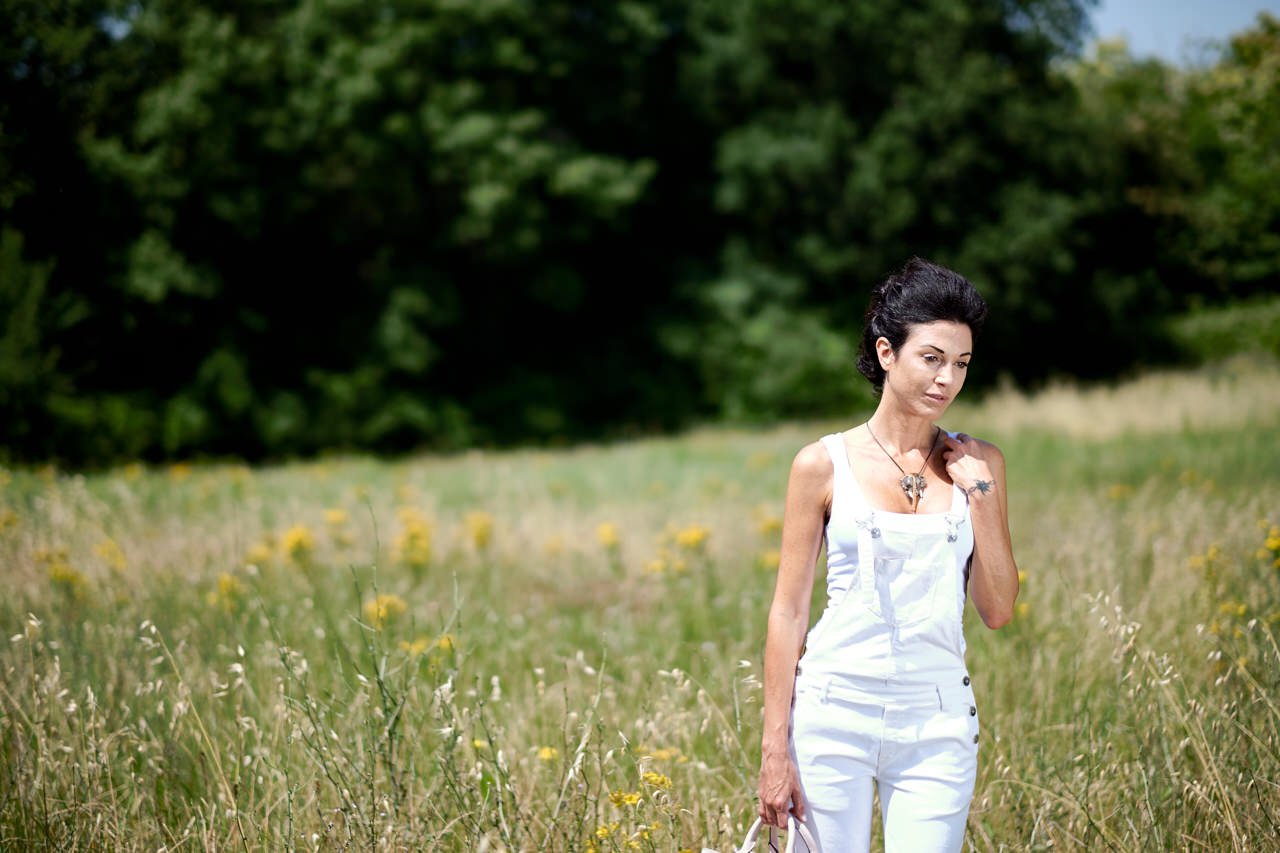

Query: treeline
[2,1,1277,464]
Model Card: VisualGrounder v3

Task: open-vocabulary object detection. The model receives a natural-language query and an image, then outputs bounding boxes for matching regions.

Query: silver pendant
[900,473,927,509]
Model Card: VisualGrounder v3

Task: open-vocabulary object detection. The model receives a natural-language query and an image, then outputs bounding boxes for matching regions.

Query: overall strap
[821,434,879,603]
[820,433,869,512]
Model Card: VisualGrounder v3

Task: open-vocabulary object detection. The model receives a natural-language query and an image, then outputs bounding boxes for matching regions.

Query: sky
[1089,0,1280,64]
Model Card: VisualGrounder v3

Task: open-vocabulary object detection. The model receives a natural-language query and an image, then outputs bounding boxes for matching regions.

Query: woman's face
[877,320,973,417]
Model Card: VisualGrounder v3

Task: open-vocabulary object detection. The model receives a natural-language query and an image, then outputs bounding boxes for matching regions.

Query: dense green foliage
[2,1,1277,463]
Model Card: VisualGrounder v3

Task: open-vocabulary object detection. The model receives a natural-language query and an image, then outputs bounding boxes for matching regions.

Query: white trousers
[789,675,979,852]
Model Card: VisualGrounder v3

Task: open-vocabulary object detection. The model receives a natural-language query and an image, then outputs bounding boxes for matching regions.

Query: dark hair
[856,257,988,392]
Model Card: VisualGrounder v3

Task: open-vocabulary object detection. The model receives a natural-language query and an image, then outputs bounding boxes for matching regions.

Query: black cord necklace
[865,423,940,512]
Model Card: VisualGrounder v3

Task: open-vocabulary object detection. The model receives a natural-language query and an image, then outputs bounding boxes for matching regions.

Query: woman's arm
[758,441,831,828]
[942,434,1018,628]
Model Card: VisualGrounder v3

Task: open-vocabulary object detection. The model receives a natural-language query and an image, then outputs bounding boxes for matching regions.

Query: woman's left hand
[942,433,998,497]
[942,432,1018,628]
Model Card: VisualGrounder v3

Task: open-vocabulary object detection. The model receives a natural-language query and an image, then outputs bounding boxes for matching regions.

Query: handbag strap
[736,818,764,853]
[785,814,818,852]
[761,815,818,853]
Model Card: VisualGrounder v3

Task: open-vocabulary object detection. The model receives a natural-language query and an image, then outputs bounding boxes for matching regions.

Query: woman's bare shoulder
[787,439,835,518]
[790,438,834,478]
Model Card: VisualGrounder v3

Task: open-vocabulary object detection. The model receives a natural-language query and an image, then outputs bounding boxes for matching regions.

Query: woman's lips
[925,393,947,403]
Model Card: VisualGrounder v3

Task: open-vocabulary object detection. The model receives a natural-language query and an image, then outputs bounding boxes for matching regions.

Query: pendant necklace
[866,423,940,512]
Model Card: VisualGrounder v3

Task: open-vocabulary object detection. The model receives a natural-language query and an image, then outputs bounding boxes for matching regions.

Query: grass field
[3,356,1280,852]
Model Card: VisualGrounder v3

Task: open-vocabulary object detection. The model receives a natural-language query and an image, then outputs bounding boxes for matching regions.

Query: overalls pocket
[865,555,941,628]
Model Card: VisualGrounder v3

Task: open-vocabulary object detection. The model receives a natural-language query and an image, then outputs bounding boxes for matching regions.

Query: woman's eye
[924,354,938,363]
[957,361,968,369]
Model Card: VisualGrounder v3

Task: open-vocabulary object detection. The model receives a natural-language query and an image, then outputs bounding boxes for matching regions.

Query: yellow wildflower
[246,541,273,566]
[0,508,19,533]
[1188,554,1206,569]
[281,525,315,562]
[596,522,620,549]
[94,539,127,573]
[1016,602,1030,618]
[34,546,66,563]
[1106,484,1133,500]
[123,463,144,481]
[437,633,456,652]
[212,572,245,612]
[168,463,192,482]
[609,790,642,807]
[646,746,682,761]
[675,524,710,551]
[644,558,667,574]
[537,746,559,761]
[1017,570,1027,584]
[756,514,782,537]
[324,508,349,526]
[394,507,433,568]
[1178,470,1198,485]
[472,738,490,751]
[49,562,87,599]
[758,549,780,571]
[363,593,407,630]
[641,771,672,789]
[1265,535,1280,552]
[465,511,494,550]
[400,636,431,656]
[218,572,244,597]
[595,822,619,839]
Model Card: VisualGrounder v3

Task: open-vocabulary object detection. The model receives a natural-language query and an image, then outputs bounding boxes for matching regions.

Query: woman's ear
[875,336,895,373]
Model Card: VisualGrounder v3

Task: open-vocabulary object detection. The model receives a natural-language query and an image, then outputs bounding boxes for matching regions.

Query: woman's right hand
[757,748,806,828]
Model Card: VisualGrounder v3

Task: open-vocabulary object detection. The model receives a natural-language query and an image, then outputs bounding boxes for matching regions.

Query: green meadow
[3,357,1280,852]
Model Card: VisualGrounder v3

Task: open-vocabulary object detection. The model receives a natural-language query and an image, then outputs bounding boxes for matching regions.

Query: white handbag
[702,815,818,853]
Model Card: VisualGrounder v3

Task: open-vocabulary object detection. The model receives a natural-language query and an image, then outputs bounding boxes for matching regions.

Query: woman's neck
[865,405,938,454]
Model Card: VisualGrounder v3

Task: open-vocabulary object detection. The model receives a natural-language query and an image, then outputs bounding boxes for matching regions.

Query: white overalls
[790,432,980,852]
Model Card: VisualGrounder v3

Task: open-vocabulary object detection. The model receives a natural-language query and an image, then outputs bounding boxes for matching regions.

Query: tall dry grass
[1,355,1279,851]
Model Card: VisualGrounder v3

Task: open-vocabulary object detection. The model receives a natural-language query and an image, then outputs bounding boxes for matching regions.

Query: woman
[757,258,1018,852]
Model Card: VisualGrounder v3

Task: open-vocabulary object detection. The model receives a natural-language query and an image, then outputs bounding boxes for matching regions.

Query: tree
[673,0,1131,395]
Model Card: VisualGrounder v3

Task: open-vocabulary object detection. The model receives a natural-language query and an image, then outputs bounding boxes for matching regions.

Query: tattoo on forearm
[965,480,995,497]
